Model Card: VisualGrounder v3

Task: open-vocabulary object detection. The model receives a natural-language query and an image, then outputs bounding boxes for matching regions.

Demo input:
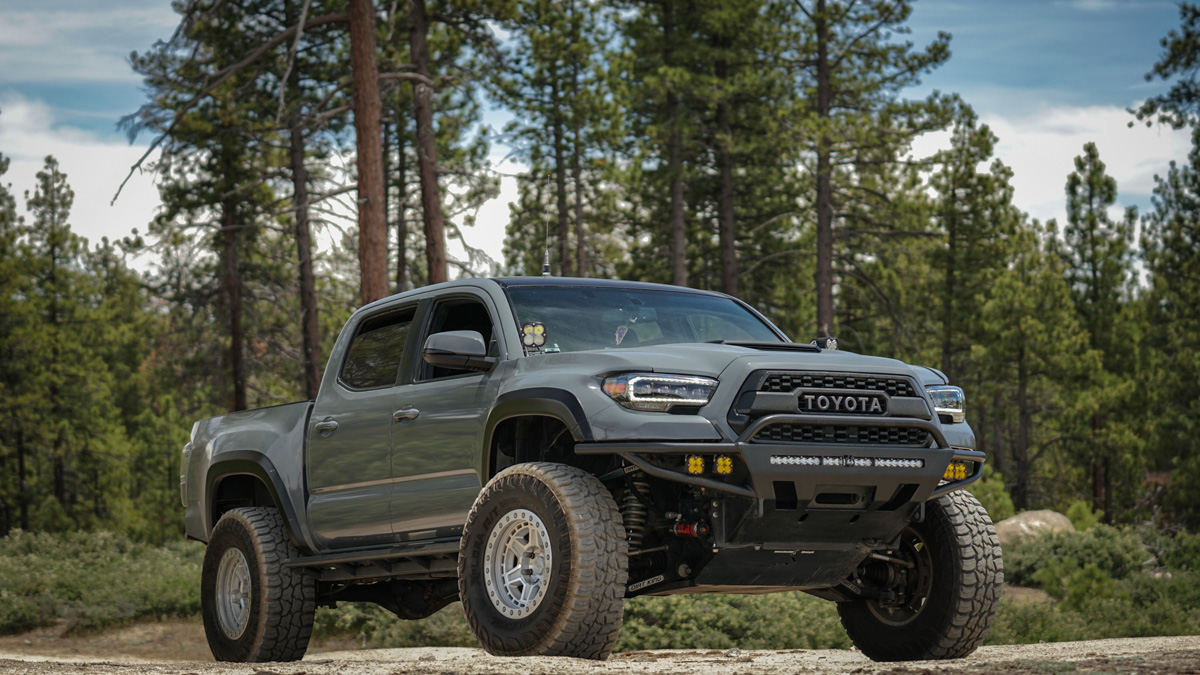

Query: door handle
[314,417,339,433]
[393,407,420,422]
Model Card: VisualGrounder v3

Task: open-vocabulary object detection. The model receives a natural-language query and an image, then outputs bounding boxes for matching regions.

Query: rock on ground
[995,509,1074,547]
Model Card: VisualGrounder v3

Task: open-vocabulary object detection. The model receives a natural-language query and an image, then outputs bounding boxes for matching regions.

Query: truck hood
[517,342,932,382]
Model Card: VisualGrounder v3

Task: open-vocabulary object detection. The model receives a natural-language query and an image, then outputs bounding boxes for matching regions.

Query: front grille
[752,423,930,446]
[760,372,916,397]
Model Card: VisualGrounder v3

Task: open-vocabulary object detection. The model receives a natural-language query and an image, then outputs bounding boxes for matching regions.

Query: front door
[389,293,502,540]
[306,305,416,550]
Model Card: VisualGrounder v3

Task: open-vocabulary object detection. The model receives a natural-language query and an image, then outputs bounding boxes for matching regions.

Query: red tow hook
[670,522,710,538]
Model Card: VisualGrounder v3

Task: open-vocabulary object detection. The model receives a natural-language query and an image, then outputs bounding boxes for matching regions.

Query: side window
[418,298,496,381]
[339,309,415,389]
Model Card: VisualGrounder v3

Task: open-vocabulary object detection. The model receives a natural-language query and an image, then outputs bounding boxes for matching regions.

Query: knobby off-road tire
[838,490,1003,661]
[201,506,315,662]
[458,462,628,660]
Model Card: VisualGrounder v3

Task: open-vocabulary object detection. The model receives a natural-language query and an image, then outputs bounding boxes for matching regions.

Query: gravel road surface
[2,635,1199,675]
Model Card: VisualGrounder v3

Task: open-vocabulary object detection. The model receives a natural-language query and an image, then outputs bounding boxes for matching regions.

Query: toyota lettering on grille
[798,392,886,415]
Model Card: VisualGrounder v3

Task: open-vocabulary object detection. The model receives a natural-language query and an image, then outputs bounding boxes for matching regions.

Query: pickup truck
[180,277,1001,663]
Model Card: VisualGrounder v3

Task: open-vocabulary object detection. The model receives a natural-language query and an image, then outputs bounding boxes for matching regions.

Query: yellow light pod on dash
[944,460,969,481]
[715,456,733,475]
[686,455,705,475]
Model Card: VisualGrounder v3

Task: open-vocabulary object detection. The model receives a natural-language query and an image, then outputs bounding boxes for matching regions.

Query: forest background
[0,0,1198,564]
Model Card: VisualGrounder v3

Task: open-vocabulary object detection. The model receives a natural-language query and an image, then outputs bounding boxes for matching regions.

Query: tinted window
[340,310,414,389]
[505,286,782,354]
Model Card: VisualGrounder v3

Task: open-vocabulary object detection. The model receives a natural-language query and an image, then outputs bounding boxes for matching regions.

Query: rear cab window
[339,309,416,389]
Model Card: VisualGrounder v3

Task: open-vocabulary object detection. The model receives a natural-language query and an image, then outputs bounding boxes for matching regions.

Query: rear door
[388,291,504,540]
[306,304,417,549]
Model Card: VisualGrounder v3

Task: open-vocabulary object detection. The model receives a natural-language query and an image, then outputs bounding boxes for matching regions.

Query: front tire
[838,490,1003,661]
[201,506,315,662]
[458,462,628,660]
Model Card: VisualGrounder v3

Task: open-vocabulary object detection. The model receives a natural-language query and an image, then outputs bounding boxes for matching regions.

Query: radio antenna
[541,177,552,277]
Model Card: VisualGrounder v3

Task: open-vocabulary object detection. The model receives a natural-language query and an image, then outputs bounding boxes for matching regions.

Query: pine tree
[0,141,30,534]
[788,0,954,337]
[1142,128,1200,525]
[1059,142,1141,519]
[929,106,1020,383]
[974,221,1094,510]
[1132,2,1200,130]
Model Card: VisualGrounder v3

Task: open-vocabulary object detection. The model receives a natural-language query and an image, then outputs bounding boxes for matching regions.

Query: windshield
[505,286,783,354]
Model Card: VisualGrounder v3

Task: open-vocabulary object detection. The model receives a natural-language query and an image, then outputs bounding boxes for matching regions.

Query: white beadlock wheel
[214,547,252,639]
[484,509,553,619]
[459,462,628,660]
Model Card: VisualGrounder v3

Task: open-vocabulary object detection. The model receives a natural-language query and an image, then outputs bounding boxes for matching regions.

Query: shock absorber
[620,473,651,552]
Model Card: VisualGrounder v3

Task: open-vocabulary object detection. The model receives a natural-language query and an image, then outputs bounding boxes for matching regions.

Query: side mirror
[422,330,497,371]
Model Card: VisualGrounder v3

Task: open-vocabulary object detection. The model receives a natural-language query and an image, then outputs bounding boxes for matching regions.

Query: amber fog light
[944,460,970,481]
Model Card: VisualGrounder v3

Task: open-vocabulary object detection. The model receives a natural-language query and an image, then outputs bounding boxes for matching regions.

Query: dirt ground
[0,622,1197,675]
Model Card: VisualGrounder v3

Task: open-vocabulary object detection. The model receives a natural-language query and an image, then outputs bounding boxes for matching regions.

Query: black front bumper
[577,413,985,591]
[575,412,984,505]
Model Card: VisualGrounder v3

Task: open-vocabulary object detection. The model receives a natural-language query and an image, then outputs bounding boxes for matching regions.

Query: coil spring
[621,474,651,552]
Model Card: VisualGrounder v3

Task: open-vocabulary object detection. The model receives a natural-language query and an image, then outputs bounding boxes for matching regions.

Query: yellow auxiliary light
[944,460,969,481]
[715,455,734,475]
[686,455,705,475]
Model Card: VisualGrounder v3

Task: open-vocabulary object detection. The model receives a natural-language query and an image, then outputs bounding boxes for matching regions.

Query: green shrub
[1005,525,1149,588]
[1065,500,1101,531]
[1148,529,1200,572]
[0,530,203,634]
[968,465,1016,522]
[313,602,476,649]
[617,592,851,651]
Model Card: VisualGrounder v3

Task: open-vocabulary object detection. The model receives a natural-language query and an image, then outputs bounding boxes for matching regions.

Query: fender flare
[204,451,305,548]
[483,388,594,473]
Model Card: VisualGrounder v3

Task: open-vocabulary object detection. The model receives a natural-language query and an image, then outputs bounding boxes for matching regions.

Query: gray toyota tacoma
[180,277,1001,663]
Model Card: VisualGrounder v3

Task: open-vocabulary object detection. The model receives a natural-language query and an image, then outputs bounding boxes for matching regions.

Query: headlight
[926,385,965,423]
[602,373,718,412]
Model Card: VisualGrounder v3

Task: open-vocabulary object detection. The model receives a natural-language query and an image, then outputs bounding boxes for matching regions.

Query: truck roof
[355,276,734,315]
[491,276,727,296]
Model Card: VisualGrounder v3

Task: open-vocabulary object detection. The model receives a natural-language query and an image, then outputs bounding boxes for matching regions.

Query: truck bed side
[182,400,314,549]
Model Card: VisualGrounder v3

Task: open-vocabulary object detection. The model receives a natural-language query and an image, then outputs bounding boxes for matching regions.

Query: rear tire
[458,462,627,660]
[201,507,315,662]
[838,490,1003,661]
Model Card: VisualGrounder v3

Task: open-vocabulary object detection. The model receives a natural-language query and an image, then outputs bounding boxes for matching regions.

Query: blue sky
[0,0,1192,264]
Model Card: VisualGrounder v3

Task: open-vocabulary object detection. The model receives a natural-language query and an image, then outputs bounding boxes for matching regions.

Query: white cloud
[0,93,161,251]
[913,104,1191,224]
[0,5,178,83]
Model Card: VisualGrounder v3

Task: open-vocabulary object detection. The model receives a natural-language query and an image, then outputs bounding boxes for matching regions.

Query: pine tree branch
[113,12,350,205]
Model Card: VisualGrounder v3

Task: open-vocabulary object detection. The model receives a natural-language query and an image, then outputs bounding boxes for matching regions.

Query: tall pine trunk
[290,125,321,399]
[220,194,247,411]
[715,54,737,296]
[941,191,958,379]
[551,73,571,277]
[395,117,409,291]
[16,429,28,530]
[350,0,388,303]
[663,4,687,287]
[571,61,587,278]
[410,0,447,285]
[814,0,835,337]
[1013,342,1031,510]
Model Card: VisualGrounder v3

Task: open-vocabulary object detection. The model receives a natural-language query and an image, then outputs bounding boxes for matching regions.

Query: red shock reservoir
[671,522,710,538]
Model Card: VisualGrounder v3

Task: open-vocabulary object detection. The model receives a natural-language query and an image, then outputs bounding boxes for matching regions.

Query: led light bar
[769,455,925,469]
